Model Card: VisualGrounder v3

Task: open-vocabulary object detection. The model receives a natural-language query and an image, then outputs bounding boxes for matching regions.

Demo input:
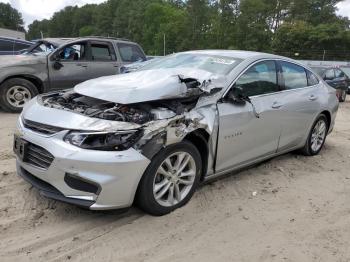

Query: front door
[215,60,283,172]
[48,41,90,90]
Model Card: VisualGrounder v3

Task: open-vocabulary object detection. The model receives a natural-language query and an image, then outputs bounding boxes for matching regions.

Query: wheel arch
[1,75,45,93]
[183,128,210,181]
[320,110,331,130]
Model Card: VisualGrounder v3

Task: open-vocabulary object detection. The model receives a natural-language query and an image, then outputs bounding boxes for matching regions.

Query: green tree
[235,0,273,51]
[25,0,350,60]
[0,3,24,31]
[143,2,188,55]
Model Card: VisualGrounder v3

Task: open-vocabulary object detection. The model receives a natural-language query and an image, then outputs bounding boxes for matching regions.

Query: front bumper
[15,119,151,210]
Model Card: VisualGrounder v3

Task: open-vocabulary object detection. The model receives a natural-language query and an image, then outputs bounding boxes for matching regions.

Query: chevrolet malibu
[14,51,339,216]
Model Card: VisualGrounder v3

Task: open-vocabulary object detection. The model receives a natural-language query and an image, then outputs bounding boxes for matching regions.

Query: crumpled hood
[75,68,225,104]
[0,54,46,67]
[22,98,141,131]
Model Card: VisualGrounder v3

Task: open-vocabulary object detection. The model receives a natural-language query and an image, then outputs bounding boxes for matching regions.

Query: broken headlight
[64,130,143,151]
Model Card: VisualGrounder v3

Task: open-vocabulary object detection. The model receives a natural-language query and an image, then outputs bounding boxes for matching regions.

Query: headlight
[64,130,143,151]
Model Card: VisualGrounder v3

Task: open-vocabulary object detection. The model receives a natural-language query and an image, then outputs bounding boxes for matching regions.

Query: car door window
[58,42,87,61]
[281,61,308,90]
[0,39,14,52]
[324,69,335,80]
[91,43,116,61]
[306,70,319,86]
[235,60,278,97]
[117,43,146,62]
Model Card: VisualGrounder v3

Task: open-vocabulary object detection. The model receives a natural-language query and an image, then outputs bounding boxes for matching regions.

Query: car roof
[310,65,334,69]
[0,36,33,44]
[63,36,139,46]
[181,50,285,60]
[38,38,75,47]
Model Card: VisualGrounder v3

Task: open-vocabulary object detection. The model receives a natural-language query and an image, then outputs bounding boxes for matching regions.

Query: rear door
[88,41,120,77]
[48,41,90,90]
[276,61,321,152]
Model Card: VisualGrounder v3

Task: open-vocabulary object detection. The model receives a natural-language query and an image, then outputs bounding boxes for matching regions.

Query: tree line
[2,1,350,60]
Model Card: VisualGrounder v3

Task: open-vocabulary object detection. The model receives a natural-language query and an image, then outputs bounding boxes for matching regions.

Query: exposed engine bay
[40,90,201,125]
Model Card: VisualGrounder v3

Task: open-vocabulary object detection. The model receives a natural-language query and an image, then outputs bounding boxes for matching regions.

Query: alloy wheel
[310,119,327,152]
[6,85,32,108]
[153,152,196,207]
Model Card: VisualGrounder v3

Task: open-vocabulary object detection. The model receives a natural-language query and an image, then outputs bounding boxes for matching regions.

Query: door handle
[272,101,283,109]
[309,94,317,101]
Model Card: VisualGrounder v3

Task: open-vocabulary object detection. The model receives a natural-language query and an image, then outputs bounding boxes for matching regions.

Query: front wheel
[136,141,202,216]
[300,114,328,156]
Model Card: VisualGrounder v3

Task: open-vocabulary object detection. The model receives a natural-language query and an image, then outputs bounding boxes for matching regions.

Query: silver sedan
[14,50,339,215]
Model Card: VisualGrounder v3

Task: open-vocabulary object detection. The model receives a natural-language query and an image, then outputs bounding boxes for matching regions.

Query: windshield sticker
[209,58,236,65]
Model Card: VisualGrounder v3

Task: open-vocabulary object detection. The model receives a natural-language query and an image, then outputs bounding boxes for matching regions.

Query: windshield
[140,53,242,75]
[22,42,57,56]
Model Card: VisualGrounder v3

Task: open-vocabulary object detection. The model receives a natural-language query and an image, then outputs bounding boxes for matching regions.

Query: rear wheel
[300,114,328,156]
[0,78,38,113]
[136,141,202,216]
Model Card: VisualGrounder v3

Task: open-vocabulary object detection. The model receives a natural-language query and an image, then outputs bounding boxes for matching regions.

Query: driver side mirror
[227,85,248,105]
[52,52,63,70]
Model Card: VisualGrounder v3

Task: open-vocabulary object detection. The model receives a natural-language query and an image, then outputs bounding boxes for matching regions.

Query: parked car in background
[0,37,33,55]
[339,66,350,94]
[311,66,349,102]
[0,37,146,112]
[15,51,338,215]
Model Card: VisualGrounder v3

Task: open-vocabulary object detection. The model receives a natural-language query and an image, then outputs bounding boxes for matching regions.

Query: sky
[0,0,107,28]
[0,0,350,29]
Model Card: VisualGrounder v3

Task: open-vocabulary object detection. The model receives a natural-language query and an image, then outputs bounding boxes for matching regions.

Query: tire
[300,114,328,156]
[339,90,347,102]
[0,78,38,113]
[136,141,202,216]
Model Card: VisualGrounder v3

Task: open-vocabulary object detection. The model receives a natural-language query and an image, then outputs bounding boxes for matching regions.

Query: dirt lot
[1,100,350,262]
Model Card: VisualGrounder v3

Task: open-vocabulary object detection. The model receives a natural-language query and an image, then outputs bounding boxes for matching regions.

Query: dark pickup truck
[0,37,146,112]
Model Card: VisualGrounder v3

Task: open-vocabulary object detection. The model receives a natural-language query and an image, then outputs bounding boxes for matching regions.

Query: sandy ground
[0,100,350,262]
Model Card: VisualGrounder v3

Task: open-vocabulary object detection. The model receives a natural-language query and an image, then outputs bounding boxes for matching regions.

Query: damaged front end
[38,72,222,176]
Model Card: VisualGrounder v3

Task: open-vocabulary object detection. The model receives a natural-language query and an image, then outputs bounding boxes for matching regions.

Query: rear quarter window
[306,70,319,86]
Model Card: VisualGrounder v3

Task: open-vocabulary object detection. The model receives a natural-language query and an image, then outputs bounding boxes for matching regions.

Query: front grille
[23,119,64,135]
[25,143,54,169]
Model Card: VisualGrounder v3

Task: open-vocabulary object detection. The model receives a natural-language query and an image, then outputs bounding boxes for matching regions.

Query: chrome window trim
[222,58,319,100]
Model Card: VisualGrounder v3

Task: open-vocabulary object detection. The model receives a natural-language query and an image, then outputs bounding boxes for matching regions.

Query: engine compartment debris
[40,91,201,125]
